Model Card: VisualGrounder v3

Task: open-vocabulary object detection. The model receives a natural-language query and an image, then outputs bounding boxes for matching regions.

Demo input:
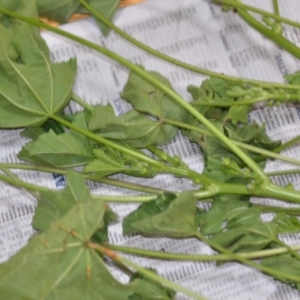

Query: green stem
[52,114,211,184]
[191,93,300,107]
[146,145,182,167]
[0,173,49,193]
[195,232,300,285]
[162,118,300,167]
[104,242,300,261]
[0,7,268,182]
[72,93,93,112]
[253,203,300,215]
[1,163,168,195]
[78,0,300,90]
[90,243,207,300]
[215,0,300,30]
[237,8,300,60]
[274,134,300,153]
[91,194,156,202]
[0,165,40,200]
[266,169,300,177]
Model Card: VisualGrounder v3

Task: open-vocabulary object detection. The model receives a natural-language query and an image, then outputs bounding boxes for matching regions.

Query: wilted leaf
[89,104,176,147]
[121,68,187,123]
[273,213,300,234]
[84,147,126,177]
[261,253,300,289]
[18,114,93,167]
[129,271,175,300]
[123,192,199,237]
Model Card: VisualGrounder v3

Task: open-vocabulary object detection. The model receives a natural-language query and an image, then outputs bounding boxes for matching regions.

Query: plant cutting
[0,0,300,299]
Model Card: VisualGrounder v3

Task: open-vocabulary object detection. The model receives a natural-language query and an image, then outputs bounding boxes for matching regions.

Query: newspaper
[1,0,300,299]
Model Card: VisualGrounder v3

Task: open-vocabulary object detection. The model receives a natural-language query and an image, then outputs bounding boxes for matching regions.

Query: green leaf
[123,192,199,237]
[225,105,249,125]
[84,147,126,177]
[273,212,300,234]
[211,222,276,253]
[200,199,252,235]
[89,104,176,147]
[36,0,80,23]
[261,253,300,289]
[129,271,175,300]
[32,170,91,231]
[0,0,38,26]
[0,198,140,299]
[18,114,93,168]
[121,68,187,123]
[0,22,76,128]
[76,0,120,36]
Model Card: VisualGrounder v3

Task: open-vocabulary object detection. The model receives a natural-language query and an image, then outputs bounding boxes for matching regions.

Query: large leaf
[0,22,76,128]
[36,0,80,23]
[76,0,120,36]
[18,114,93,167]
[0,0,37,26]
[123,192,199,237]
[0,199,139,299]
[89,104,176,147]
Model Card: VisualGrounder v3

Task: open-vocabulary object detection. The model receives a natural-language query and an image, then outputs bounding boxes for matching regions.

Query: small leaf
[18,114,93,168]
[32,170,91,231]
[225,105,249,125]
[273,212,300,234]
[129,270,175,300]
[121,67,187,123]
[123,192,198,237]
[89,104,176,147]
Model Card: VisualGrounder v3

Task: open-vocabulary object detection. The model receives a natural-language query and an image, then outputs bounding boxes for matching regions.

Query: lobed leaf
[0,21,76,128]
[0,198,137,299]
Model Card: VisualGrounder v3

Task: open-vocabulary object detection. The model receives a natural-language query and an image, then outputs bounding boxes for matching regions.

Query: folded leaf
[123,192,198,237]
[89,104,176,147]
[121,68,188,123]
[84,148,126,177]
[18,114,93,167]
